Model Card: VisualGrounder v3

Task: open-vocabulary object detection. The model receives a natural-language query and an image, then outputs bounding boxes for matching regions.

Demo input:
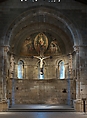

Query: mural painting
[47,39,61,55]
[34,33,48,56]
[20,33,61,56]
[20,37,35,56]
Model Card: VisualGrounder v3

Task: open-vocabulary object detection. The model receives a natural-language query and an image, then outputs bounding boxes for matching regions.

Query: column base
[0,99,8,111]
[74,99,82,112]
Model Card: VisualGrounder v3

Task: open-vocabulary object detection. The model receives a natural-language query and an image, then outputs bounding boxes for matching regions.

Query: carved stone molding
[73,46,79,53]
[4,46,9,53]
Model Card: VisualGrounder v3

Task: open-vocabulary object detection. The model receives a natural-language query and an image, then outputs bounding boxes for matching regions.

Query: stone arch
[56,56,66,79]
[17,58,26,65]
[4,6,82,55]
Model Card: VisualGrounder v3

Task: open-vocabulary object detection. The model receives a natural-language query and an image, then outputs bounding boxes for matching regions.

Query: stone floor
[0,112,87,118]
[0,104,87,118]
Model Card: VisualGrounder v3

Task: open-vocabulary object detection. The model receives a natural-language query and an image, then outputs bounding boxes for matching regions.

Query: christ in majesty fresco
[34,33,48,56]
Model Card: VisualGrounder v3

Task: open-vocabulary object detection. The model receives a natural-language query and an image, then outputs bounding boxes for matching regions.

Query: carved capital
[4,46,9,53]
[73,46,79,53]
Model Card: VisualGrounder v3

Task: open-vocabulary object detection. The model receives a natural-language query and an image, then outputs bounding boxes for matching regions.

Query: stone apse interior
[8,30,76,105]
[0,0,87,111]
[5,9,76,106]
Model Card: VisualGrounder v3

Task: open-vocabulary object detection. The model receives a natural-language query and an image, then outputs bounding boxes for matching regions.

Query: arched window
[39,73,44,79]
[38,62,44,79]
[59,61,65,79]
[17,60,24,79]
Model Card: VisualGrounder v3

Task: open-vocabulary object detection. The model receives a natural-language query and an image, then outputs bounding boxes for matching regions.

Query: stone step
[8,109,75,112]
[8,104,75,112]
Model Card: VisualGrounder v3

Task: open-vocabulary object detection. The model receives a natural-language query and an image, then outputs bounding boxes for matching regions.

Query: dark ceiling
[0,0,7,3]
[75,0,87,4]
[0,0,87,5]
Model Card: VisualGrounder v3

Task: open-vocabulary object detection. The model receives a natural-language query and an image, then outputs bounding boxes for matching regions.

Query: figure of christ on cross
[33,56,52,75]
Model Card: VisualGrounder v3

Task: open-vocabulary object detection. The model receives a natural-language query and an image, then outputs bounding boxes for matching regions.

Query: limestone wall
[7,78,75,105]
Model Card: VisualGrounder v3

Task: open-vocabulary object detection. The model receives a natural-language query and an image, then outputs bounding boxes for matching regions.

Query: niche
[62,89,67,93]
[16,87,18,90]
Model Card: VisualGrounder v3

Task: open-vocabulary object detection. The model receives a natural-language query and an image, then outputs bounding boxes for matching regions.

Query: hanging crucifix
[33,56,51,75]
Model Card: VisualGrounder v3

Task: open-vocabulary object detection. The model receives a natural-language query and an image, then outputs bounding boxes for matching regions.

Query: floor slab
[0,112,87,118]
